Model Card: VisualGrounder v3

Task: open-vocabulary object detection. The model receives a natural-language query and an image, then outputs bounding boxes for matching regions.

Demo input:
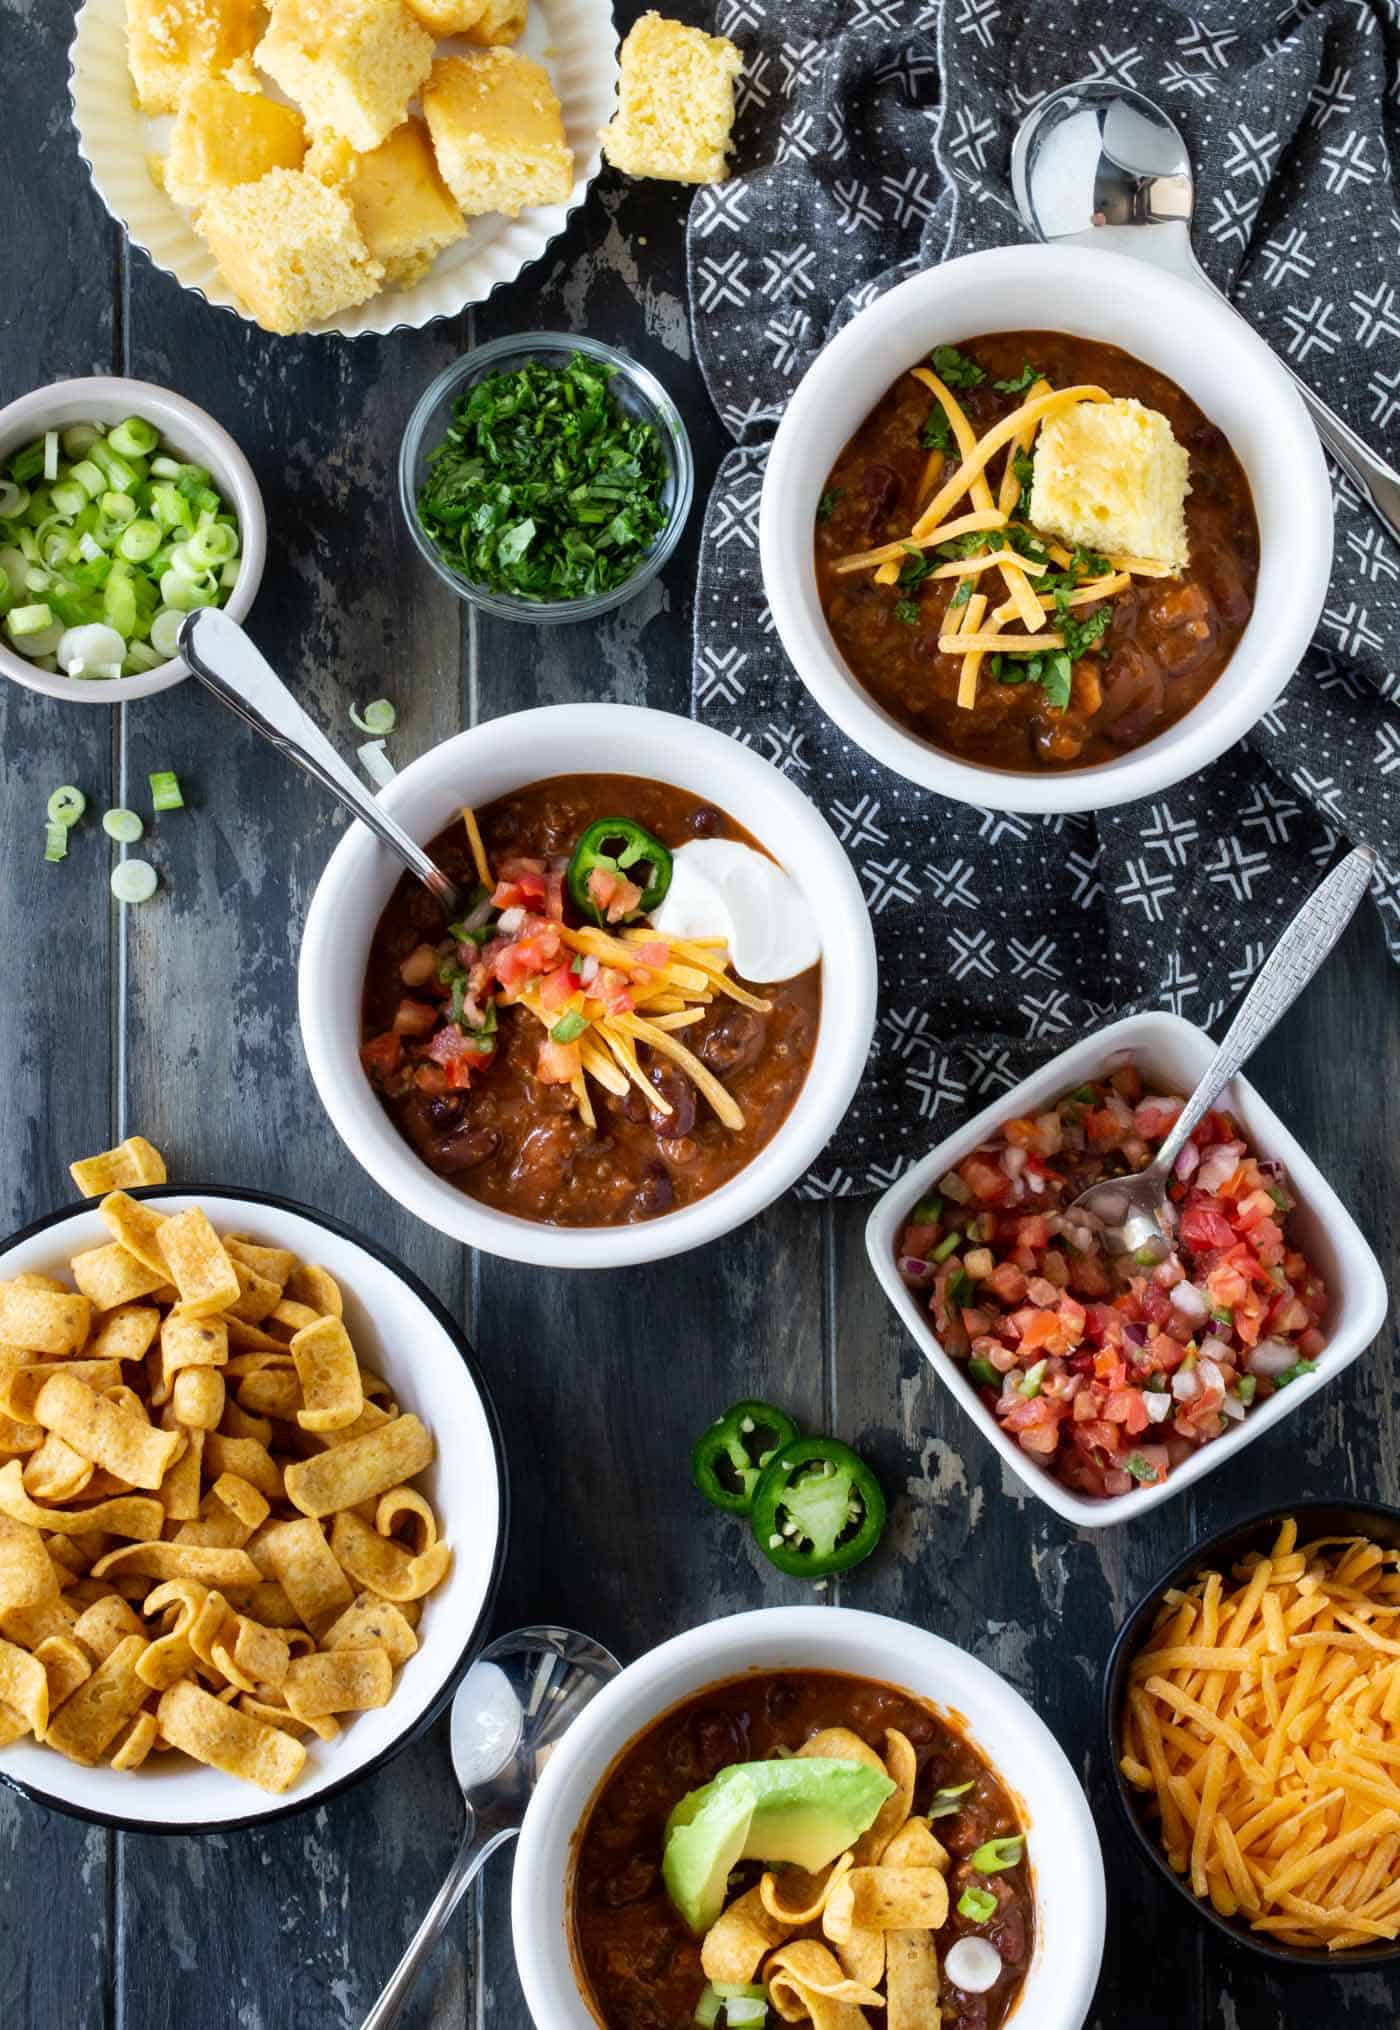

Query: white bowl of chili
[298,704,876,1267]
[866,1012,1388,1528]
[761,245,1332,813]
[512,1605,1106,2030]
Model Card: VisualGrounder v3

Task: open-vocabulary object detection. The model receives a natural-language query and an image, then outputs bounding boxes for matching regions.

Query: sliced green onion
[47,785,86,827]
[49,481,86,518]
[714,1986,768,2003]
[148,608,184,660]
[103,807,144,843]
[43,431,59,483]
[7,601,53,637]
[550,1010,588,1043]
[929,1781,976,1817]
[44,820,68,863]
[967,1358,1001,1389]
[723,2003,766,2028]
[1276,1359,1318,1388]
[123,641,163,675]
[957,1886,999,1923]
[149,770,184,812]
[969,1835,1024,1874]
[349,698,397,737]
[695,1989,723,2030]
[61,423,99,458]
[0,481,30,519]
[148,454,181,480]
[111,858,158,904]
[358,739,396,790]
[1236,1375,1258,1406]
[1019,1360,1047,1400]
[932,1230,961,1263]
[109,416,159,460]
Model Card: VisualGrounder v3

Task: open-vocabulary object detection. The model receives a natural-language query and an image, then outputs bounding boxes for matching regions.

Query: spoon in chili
[1010,80,1400,548]
[179,606,466,916]
[1067,844,1377,1260]
[360,1624,621,2030]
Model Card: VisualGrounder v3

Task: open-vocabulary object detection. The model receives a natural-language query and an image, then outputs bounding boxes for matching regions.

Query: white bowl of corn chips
[0,1146,504,1829]
[68,0,618,337]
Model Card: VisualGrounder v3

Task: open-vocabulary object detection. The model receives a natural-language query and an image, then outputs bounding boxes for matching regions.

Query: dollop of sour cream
[649,840,820,983]
[943,1937,1003,1995]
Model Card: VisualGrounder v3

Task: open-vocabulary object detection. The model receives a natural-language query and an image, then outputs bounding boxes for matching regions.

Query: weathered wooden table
[4,5,1398,2026]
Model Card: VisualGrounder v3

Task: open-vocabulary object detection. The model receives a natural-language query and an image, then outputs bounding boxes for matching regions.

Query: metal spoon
[360,1624,621,2030]
[179,607,465,916]
[1011,80,1400,547]
[1069,845,1376,1258]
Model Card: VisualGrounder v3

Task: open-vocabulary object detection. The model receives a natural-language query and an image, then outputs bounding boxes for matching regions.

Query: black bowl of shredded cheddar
[400,332,693,623]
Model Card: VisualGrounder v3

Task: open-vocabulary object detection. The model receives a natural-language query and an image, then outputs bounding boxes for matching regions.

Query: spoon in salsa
[360,1624,621,2030]
[1010,80,1400,548]
[180,607,467,917]
[1069,845,1376,1259]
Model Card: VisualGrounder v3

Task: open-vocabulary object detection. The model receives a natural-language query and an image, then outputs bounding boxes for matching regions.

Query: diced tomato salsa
[895,1059,1328,1499]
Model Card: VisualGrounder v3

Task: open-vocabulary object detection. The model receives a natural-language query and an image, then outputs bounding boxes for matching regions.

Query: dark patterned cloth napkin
[684,0,1400,1198]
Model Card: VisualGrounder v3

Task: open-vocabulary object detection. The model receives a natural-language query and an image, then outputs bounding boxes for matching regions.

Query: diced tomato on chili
[586,866,644,923]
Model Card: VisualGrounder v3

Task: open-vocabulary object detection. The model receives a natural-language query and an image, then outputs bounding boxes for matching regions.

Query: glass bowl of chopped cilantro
[401,334,694,623]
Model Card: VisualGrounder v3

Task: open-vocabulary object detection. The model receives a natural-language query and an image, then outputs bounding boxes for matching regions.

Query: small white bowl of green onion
[0,376,265,704]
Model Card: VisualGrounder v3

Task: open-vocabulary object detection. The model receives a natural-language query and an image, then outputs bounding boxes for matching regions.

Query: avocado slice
[662,1757,895,1932]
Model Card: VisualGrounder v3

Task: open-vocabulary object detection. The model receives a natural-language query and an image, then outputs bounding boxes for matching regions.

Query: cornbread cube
[1029,397,1192,571]
[459,0,527,45]
[307,120,465,287]
[163,79,306,208]
[196,168,385,334]
[255,0,435,154]
[600,12,742,186]
[401,0,489,36]
[125,0,260,115]
[421,52,574,219]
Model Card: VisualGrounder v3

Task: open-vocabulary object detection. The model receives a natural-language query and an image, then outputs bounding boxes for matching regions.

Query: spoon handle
[179,608,462,913]
[359,1818,519,2030]
[1153,846,1377,1178]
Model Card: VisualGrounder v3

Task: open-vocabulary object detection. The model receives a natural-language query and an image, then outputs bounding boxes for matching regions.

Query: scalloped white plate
[68,0,617,338]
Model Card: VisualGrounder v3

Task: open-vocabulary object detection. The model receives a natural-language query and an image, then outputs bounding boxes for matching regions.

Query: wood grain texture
[4,0,1399,2025]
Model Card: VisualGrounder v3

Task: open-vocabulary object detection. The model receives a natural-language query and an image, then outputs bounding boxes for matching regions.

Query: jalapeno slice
[750,1437,886,1578]
[567,817,673,925]
[692,1400,802,1515]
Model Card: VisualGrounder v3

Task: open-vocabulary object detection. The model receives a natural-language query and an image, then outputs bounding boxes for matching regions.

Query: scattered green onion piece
[149,770,184,812]
[929,1781,976,1818]
[349,698,397,737]
[43,820,68,863]
[714,1987,769,2003]
[47,785,86,827]
[148,454,181,480]
[43,431,59,483]
[108,416,159,459]
[358,740,396,790]
[694,1989,724,2030]
[910,1196,943,1223]
[931,1230,961,1263]
[1018,1360,1047,1400]
[1276,1359,1318,1387]
[69,458,104,499]
[1236,1375,1258,1406]
[149,608,184,660]
[103,808,144,843]
[550,1010,588,1043]
[958,1886,999,1924]
[967,1358,1001,1389]
[969,1835,1024,1874]
[61,423,99,458]
[0,482,27,520]
[110,858,158,904]
[8,601,53,637]
[723,2003,766,2028]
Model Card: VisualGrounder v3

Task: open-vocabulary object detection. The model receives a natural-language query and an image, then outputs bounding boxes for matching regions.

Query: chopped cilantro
[1057,599,1114,660]
[1003,519,1047,565]
[992,654,1026,685]
[898,547,934,589]
[1012,450,1035,518]
[990,649,1072,708]
[816,487,842,523]
[993,362,1042,395]
[1069,543,1110,578]
[919,405,953,452]
[893,599,921,625]
[929,344,986,390]
[1039,651,1074,711]
[947,1269,975,1310]
[1123,1452,1161,1485]
[933,530,991,562]
[415,353,671,603]
[1276,1359,1319,1388]
[948,578,974,610]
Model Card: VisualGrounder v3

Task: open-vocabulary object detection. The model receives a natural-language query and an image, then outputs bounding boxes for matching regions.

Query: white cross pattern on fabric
[1065,847,1103,907]
[1007,935,1062,980]
[733,49,774,115]
[922,857,981,909]
[1238,778,1303,845]
[883,1006,937,1060]
[695,251,751,311]
[1292,767,1349,822]
[881,165,943,226]
[1353,279,1400,348]
[972,807,1032,846]
[1115,858,1176,920]
[1140,801,1199,865]
[946,926,1000,980]
[1369,364,1400,431]
[709,481,762,549]
[1159,57,1216,97]
[763,307,814,373]
[1208,189,1260,247]
[862,855,923,913]
[695,645,749,709]
[963,1040,1023,1094]
[954,0,1001,49]
[692,184,754,239]
[1310,63,1357,128]
[1205,836,1273,902]
[1320,600,1384,656]
[947,105,996,167]
[1224,123,1281,185]
[1279,294,1342,362]
[1018,986,1075,1038]
[1344,521,1400,582]
[1257,227,1314,288]
[1376,725,1400,776]
[1322,130,1380,194]
[830,178,883,235]
[830,794,889,850]
[777,37,826,92]
[1175,21,1238,69]
[907,1061,972,1120]
[758,245,819,298]
[757,723,811,773]
[1229,942,1266,992]
[1159,950,1199,1013]
[1084,41,1144,86]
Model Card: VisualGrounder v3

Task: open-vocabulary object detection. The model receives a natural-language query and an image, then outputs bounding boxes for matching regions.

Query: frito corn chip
[268,1298,320,1341]
[284,1645,392,1722]
[328,1509,452,1603]
[70,1137,167,1198]
[71,1242,168,1312]
[33,1372,182,1491]
[1,1597,77,1649]
[244,1580,300,1629]
[823,1868,949,1944]
[23,1432,94,1501]
[0,1637,48,1737]
[766,1940,886,2016]
[204,1433,281,1500]
[0,1281,91,1355]
[759,1854,854,1928]
[137,1580,217,1691]
[701,1885,794,1985]
[880,1818,949,1872]
[34,1633,92,1710]
[0,1706,28,1748]
[156,1210,239,1318]
[171,1365,225,1430]
[160,1313,228,1385]
[254,1518,353,1632]
[89,1304,162,1363]
[291,1316,364,1434]
[236,1693,329,1740]
[226,1260,284,1326]
[221,1401,272,1445]
[225,1239,297,1290]
[91,1542,261,1589]
[313,1400,393,1449]
[237,1368,301,1420]
[376,1486,437,1554]
[283,1264,342,1319]
[110,1709,159,1770]
[322,1593,419,1669]
[73,1594,146,1662]
[0,1407,41,1457]
[0,1460,164,1540]
[160,1425,205,1520]
[211,1613,291,1695]
[886,1929,941,2030]
[157,1678,307,1792]
[45,1635,150,1765]
[284,1414,433,1519]
[0,1513,60,1612]
[176,1473,269,1550]
[855,1730,918,1865]
[224,1319,288,1354]
[97,1193,171,1276]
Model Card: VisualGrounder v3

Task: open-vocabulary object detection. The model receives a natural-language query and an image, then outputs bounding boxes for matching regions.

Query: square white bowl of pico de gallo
[866,1012,1388,1528]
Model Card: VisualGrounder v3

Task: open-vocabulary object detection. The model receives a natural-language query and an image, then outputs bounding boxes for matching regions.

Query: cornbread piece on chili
[196,168,385,334]
[422,51,574,218]
[254,0,435,153]
[1029,396,1191,572]
[600,12,743,185]
[459,0,528,43]
[307,121,465,288]
[125,0,260,115]
[163,78,306,208]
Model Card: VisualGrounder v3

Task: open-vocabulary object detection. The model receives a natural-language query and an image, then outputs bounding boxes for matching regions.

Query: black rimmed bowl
[1103,1499,1400,1968]
[0,1186,507,1834]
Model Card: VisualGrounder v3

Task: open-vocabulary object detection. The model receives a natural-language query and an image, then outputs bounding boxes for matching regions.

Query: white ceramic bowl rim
[0,375,266,705]
[0,1185,508,1834]
[298,703,877,1269]
[761,244,1334,815]
[511,1605,1106,2030]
